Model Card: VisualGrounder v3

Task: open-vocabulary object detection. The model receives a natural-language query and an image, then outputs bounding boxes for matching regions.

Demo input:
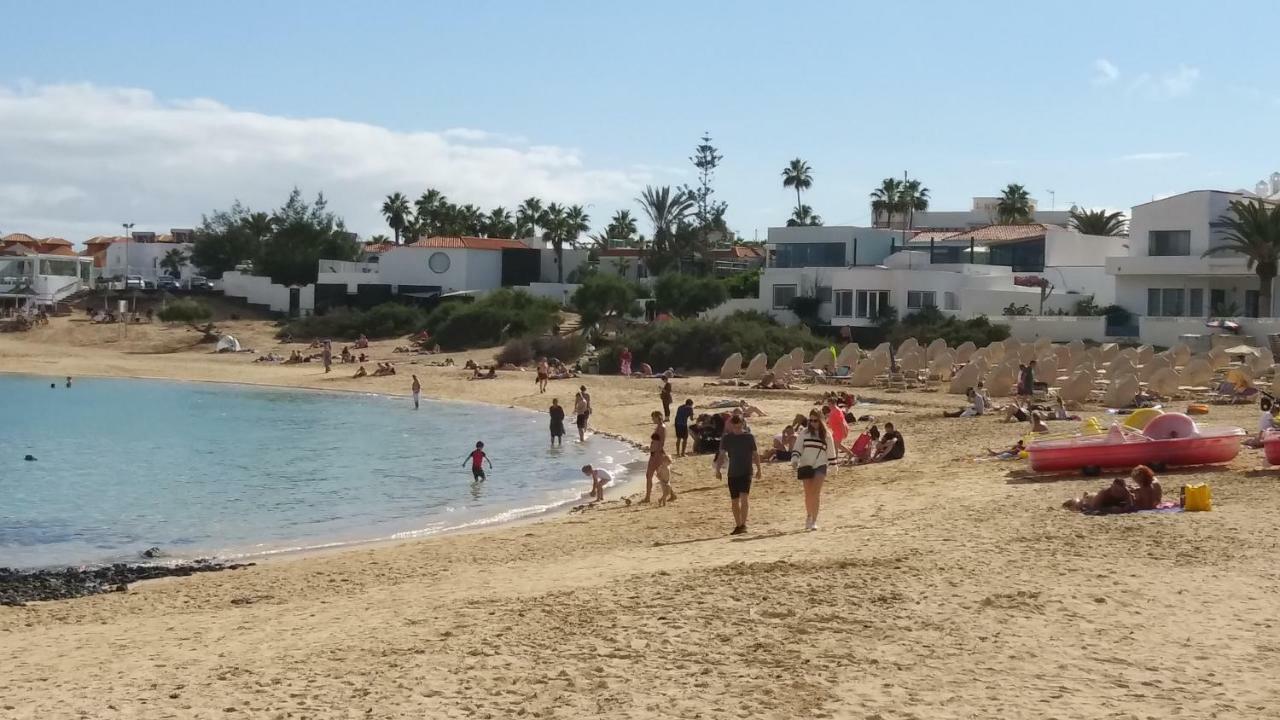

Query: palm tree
[1068,208,1128,236]
[516,197,544,238]
[1203,199,1280,317]
[870,178,903,229]
[636,186,695,252]
[781,159,813,217]
[242,211,274,242]
[539,203,568,283]
[414,189,447,236]
[786,205,823,227]
[564,205,591,244]
[996,184,1033,224]
[160,247,187,279]
[381,192,411,244]
[485,207,515,238]
[606,209,638,241]
[367,234,392,245]
[900,179,930,232]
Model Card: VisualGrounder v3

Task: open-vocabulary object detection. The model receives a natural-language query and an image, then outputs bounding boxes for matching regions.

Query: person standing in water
[410,375,421,410]
[573,385,592,442]
[65,376,72,388]
[549,398,566,447]
[643,410,666,503]
[464,441,492,481]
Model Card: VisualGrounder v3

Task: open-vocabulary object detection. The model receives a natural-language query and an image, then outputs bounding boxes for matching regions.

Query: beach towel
[828,406,849,446]
[1083,502,1182,516]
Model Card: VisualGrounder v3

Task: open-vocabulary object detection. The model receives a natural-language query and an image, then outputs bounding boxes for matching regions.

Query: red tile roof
[929,223,1062,245]
[409,236,530,251]
[43,245,79,257]
[1,233,39,245]
[709,245,765,259]
[39,237,72,246]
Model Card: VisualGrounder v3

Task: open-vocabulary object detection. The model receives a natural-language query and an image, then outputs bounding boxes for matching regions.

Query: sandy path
[2,319,1279,718]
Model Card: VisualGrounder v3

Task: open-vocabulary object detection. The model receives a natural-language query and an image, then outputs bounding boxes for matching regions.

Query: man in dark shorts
[573,386,591,442]
[674,399,694,456]
[714,415,762,535]
[873,422,905,462]
[464,441,493,481]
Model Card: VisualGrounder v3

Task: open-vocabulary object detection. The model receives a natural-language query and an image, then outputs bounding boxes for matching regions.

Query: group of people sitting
[467,362,499,380]
[945,384,1082,433]
[352,362,397,378]
[1063,465,1162,513]
[753,371,793,390]
[767,405,904,466]
[339,346,370,364]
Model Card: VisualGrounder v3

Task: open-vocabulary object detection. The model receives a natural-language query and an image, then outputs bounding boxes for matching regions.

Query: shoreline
[1,368,650,576]
[4,324,1279,718]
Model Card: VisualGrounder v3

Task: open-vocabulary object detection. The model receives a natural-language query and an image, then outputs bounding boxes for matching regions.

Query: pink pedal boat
[1027,413,1245,475]
[1261,430,1280,465]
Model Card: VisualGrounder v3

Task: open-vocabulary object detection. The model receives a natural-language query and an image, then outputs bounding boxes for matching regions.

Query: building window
[773,242,846,268]
[1188,288,1204,317]
[772,284,798,309]
[816,285,833,303]
[855,290,890,319]
[906,290,936,310]
[1148,230,1191,257]
[1246,290,1261,318]
[944,291,959,311]
[428,252,451,273]
[834,290,854,317]
[1147,288,1186,317]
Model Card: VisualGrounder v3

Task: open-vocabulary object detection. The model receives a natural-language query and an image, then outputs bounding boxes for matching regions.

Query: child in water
[464,441,493,481]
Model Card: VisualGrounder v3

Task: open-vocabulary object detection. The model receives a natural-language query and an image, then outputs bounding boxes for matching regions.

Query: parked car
[188,276,214,291]
[142,278,157,290]
[124,275,145,290]
[157,276,181,291]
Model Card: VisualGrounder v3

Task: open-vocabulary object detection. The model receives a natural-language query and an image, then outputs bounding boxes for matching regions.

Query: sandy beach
[3,318,1280,719]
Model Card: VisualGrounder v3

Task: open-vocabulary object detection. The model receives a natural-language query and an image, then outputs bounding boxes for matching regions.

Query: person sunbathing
[1029,411,1050,434]
[1003,402,1030,423]
[1129,465,1162,510]
[985,439,1026,459]
[1063,477,1134,513]
[352,365,368,379]
[354,334,370,349]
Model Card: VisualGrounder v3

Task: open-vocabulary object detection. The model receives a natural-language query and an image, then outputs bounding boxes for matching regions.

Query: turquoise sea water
[0,374,639,569]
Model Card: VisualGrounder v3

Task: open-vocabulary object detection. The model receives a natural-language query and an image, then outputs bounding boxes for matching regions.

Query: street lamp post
[122,222,135,327]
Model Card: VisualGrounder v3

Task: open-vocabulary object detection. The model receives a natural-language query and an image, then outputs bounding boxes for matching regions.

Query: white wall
[541,248,589,283]
[1004,316,1108,343]
[702,297,766,320]
[379,247,470,293]
[1115,275,1274,318]
[221,271,314,314]
[525,282,581,305]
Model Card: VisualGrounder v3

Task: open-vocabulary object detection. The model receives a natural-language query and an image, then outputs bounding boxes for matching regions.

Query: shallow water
[0,374,639,568]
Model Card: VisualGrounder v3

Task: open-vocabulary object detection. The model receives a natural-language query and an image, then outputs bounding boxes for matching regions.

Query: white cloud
[0,83,649,241]
[1129,64,1200,100]
[1119,151,1189,161]
[1091,58,1120,85]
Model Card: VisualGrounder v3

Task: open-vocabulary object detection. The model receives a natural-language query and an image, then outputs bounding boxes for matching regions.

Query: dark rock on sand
[0,560,254,606]
[141,547,165,559]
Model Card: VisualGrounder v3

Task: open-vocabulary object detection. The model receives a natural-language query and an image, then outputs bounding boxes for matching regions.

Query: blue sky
[3,0,1278,241]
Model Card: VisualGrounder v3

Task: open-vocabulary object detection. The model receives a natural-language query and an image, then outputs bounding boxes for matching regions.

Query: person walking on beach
[549,398,566,447]
[619,346,633,376]
[659,377,673,421]
[464,441,493,482]
[715,415,761,535]
[581,464,611,502]
[674,399,694,456]
[573,385,592,442]
[536,358,550,393]
[795,409,835,531]
[655,451,676,506]
[644,410,666,503]
[321,341,332,374]
[410,375,421,410]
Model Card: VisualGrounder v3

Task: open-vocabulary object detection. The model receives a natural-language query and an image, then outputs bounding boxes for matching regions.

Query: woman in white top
[794,408,835,531]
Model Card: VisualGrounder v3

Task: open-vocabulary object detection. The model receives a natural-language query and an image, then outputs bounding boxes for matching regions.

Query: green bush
[653,273,728,318]
[887,306,1010,348]
[722,268,761,299]
[157,299,212,322]
[597,313,825,373]
[279,303,427,340]
[571,274,639,327]
[495,334,586,366]
[425,289,560,350]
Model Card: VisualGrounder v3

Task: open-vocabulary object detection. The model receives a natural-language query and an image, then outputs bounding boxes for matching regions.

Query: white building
[102,230,197,282]
[0,246,95,307]
[734,224,1120,328]
[314,236,589,310]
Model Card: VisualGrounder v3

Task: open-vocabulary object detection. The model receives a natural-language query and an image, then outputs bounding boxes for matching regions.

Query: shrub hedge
[278,303,427,340]
[157,299,212,322]
[597,311,825,373]
[494,334,586,366]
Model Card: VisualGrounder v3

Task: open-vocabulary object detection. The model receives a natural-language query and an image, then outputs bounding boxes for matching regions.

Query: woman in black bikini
[645,410,666,503]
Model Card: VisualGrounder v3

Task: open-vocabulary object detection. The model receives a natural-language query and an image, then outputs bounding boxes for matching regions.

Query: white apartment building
[102,230,198,282]
[878,196,1072,231]
[745,224,1120,327]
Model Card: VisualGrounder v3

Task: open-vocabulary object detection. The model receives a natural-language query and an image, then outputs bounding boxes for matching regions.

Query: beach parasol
[1223,344,1261,356]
